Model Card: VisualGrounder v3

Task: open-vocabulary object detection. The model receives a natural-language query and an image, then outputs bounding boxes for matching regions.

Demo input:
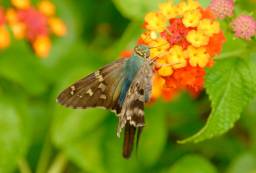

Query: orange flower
[11,0,30,9]
[33,36,51,58]
[137,0,225,100]
[206,31,226,56]
[38,0,56,16]
[0,26,10,49]
[151,75,166,99]
[48,17,67,36]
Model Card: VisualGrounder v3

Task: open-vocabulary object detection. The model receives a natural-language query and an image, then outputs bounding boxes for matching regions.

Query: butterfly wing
[118,62,153,158]
[57,59,127,113]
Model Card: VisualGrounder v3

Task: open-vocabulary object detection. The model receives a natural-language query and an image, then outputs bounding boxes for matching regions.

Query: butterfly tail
[136,126,143,156]
[123,123,136,159]
[122,123,143,159]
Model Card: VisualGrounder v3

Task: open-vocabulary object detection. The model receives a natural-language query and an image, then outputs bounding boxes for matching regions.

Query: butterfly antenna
[149,42,170,49]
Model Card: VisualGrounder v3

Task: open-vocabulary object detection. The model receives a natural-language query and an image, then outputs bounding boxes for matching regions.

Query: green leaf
[112,0,165,21]
[0,100,25,173]
[168,155,217,173]
[179,57,256,143]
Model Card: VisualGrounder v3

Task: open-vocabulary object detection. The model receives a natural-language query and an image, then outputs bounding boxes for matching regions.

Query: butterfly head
[134,44,150,59]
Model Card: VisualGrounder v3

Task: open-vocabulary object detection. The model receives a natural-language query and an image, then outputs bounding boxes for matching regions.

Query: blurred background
[0,0,256,173]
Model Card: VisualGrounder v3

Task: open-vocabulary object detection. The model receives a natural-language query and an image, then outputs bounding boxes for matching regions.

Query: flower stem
[47,152,68,173]
[36,136,52,173]
[18,158,32,173]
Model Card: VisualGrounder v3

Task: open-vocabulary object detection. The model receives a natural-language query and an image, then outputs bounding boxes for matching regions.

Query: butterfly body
[57,44,153,158]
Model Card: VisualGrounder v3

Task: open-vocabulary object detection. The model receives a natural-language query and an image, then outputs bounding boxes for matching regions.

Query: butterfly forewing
[57,59,127,112]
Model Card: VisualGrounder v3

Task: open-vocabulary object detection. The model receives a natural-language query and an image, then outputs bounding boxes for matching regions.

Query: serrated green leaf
[179,57,256,143]
[168,155,217,173]
[112,0,165,21]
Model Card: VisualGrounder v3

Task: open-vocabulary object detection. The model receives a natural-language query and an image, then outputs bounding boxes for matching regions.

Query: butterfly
[57,44,155,159]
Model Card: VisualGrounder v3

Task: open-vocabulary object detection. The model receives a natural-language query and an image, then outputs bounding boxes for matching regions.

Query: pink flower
[231,15,256,40]
[208,0,234,19]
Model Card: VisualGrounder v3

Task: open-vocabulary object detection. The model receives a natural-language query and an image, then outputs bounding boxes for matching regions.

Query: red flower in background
[0,0,67,58]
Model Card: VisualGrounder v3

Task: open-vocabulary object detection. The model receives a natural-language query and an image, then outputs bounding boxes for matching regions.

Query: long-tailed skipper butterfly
[57,44,155,159]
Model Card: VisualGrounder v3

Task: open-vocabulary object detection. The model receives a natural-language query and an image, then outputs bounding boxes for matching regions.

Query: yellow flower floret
[176,0,200,16]
[10,22,26,39]
[11,0,30,9]
[144,12,166,32]
[33,36,51,58]
[166,45,187,69]
[155,57,167,68]
[198,19,220,37]
[187,0,200,11]
[186,30,209,47]
[48,17,67,36]
[159,1,177,19]
[6,9,18,25]
[38,0,56,17]
[182,9,202,27]
[147,38,170,58]
[158,66,173,76]
[141,31,159,44]
[186,46,210,67]
[0,26,10,49]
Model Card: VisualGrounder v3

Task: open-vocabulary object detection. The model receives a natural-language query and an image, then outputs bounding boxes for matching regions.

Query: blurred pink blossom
[209,0,234,19]
[231,15,256,40]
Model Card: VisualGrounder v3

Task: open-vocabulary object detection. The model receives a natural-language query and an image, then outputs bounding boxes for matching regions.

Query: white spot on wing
[95,70,104,82]
[86,88,93,96]
[70,85,76,95]
[100,94,107,100]
[98,83,106,91]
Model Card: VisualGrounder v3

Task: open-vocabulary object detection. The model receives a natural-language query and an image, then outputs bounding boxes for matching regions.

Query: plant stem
[47,152,68,173]
[36,136,52,173]
[18,158,32,173]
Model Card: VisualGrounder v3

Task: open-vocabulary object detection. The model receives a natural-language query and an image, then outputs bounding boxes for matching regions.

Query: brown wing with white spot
[57,59,127,113]
[117,62,153,135]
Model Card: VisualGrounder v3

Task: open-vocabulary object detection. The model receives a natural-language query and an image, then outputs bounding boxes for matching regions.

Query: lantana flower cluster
[208,0,256,40]
[0,0,67,58]
[137,0,225,100]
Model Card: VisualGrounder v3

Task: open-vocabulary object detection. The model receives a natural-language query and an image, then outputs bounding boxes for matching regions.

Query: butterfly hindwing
[118,62,153,158]
[57,59,127,113]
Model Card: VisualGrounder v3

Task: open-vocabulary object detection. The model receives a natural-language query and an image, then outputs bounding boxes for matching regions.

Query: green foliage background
[0,0,256,173]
